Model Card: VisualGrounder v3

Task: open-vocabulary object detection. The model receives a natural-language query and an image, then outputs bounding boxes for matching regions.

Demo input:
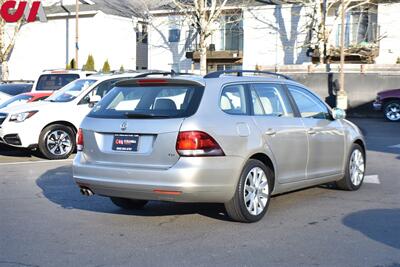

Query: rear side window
[220,84,247,115]
[89,85,204,119]
[250,83,293,117]
[36,74,80,91]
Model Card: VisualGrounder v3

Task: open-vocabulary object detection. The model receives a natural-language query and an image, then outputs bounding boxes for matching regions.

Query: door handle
[307,128,317,135]
[265,129,276,136]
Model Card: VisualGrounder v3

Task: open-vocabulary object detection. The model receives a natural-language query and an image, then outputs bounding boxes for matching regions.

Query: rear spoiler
[115,78,204,88]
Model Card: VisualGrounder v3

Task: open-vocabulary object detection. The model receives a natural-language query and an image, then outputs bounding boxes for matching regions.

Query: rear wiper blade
[124,112,171,118]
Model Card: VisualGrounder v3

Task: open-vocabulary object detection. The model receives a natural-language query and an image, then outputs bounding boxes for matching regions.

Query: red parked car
[373,89,400,121]
[0,92,52,110]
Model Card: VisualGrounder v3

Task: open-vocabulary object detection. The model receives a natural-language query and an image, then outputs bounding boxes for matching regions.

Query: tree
[69,58,77,70]
[171,0,244,75]
[83,54,95,71]
[103,0,249,75]
[303,0,377,64]
[0,0,25,81]
[102,60,111,73]
[119,65,125,72]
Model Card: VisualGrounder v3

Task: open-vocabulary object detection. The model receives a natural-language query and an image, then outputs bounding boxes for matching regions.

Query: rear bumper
[73,153,244,203]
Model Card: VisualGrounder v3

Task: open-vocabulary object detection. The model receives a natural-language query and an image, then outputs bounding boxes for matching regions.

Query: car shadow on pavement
[0,143,45,158]
[36,165,230,221]
[343,209,400,250]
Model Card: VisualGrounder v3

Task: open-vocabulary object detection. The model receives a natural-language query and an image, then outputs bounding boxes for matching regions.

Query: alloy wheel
[46,130,73,156]
[385,103,400,121]
[243,167,269,216]
[349,149,365,186]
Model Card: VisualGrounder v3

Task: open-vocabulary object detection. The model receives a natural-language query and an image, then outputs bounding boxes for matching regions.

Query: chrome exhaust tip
[80,187,94,196]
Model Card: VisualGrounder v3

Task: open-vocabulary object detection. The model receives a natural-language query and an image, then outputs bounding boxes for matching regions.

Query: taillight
[77,128,84,151]
[176,131,225,157]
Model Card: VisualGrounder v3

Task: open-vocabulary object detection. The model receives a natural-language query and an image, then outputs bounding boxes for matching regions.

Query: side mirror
[89,95,101,108]
[332,108,346,120]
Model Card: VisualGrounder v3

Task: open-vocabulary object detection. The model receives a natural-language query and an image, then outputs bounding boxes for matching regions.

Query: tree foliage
[69,59,77,70]
[83,54,96,71]
[102,59,111,73]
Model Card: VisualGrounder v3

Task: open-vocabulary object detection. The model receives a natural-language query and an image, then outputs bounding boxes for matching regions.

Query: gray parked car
[73,70,366,223]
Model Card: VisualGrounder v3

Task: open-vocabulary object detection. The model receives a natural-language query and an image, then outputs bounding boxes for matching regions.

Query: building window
[336,6,378,47]
[168,29,181,43]
[220,14,243,51]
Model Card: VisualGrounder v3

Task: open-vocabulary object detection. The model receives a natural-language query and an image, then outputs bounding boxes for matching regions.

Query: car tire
[110,197,148,210]
[225,159,272,223]
[336,143,366,191]
[38,124,75,160]
[383,100,400,122]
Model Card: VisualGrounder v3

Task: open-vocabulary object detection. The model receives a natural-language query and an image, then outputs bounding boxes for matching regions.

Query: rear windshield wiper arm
[124,112,171,118]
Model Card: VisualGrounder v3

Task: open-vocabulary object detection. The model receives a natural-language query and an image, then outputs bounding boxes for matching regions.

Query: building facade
[7,0,143,80]
[147,1,396,73]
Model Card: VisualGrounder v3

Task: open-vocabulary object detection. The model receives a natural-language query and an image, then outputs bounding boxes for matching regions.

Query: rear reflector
[176,131,225,157]
[77,128,84,151]
[153,190,182,195]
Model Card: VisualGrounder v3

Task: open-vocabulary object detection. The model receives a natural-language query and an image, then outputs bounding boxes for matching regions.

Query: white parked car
[0,91,12,105]
[31,69,95,92]
[0,73,145,159]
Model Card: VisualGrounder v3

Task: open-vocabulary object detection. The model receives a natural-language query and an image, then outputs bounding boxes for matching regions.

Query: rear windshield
[36,74,80,91]
[88,85,204,119]
[0,84,32,96]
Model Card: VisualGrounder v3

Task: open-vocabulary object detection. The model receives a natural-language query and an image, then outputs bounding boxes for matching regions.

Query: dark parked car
[0,83,33,96]
[373,89,400,121]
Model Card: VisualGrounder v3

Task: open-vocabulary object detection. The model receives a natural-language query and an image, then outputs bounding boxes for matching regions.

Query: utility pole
[337,0,348,110]
[75,0,79,69]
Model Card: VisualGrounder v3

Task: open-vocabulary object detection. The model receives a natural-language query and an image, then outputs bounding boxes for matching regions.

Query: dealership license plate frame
[112,134,139,152]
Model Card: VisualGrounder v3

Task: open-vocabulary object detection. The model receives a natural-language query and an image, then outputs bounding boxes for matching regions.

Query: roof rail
[42,68,94,72]
[204,70,292,80]
[134,70,196,78]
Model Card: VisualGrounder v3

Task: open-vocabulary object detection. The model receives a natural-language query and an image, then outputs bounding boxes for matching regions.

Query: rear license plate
[112,134,139,151]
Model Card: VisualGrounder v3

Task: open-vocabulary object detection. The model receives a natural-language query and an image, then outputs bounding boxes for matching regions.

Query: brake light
[77,128,84,151]
[137,79,168,85]
[176,131,225,157]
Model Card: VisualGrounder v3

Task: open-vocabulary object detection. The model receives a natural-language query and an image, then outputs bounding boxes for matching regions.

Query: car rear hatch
[81,77,204,169]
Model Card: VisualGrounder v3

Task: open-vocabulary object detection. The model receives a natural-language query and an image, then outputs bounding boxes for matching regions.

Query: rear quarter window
[220,84,247,115]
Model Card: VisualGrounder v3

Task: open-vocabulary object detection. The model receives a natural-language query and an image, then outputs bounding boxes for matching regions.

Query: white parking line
[364,175,380,184]
[0,159,73,166]
[389,144,400,149]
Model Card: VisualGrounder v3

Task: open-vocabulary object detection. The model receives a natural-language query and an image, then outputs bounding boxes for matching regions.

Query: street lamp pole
[75,0,79,69]
[337,0,348,110]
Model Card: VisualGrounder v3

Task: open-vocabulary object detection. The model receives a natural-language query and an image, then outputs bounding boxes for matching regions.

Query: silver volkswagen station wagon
[73,70,366,223]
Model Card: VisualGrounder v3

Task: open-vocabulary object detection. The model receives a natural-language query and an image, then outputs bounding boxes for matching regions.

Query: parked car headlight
[9,111,38,122]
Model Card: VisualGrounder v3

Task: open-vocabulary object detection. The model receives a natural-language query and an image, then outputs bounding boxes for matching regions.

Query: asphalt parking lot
[0,118,399,267]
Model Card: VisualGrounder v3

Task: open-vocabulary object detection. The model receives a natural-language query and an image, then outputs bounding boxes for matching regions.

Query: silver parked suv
[73,70,366,223]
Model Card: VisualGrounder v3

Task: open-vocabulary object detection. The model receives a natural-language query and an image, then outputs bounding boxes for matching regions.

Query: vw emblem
[120,121,128,131]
